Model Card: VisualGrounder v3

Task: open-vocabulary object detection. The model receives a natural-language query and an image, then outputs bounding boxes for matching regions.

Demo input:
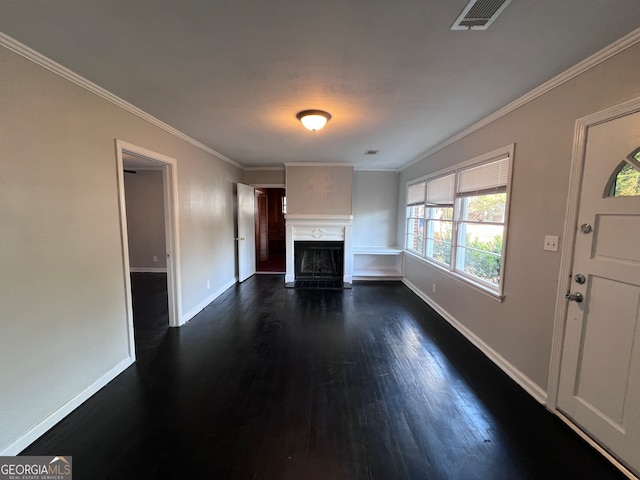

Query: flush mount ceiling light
[296,110,332,131]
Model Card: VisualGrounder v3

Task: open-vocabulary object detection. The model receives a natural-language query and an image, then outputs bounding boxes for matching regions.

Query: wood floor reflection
[22,275,626,479]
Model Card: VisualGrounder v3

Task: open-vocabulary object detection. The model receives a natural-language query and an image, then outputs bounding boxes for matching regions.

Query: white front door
[558,110,640,474]
[237,183,256,282]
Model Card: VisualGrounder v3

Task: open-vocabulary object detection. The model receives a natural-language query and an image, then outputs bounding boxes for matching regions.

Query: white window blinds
[458,156,510,196]
[407,182,426,205]
[426,174,455,205]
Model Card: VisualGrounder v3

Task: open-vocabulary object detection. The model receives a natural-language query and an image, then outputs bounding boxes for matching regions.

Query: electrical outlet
[206,280,210,290]
[544,235,559,252]
[152,255,158,263]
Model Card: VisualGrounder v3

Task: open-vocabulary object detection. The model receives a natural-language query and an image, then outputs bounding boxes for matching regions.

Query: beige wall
[244,168,285,185]
[353,171,398,248]
[124,170,167,269]
[0,45,242,453]
[398,43,640,397]
[286,165,353,215]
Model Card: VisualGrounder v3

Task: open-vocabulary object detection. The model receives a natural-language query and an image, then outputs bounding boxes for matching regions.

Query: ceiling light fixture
[296,110,332,131]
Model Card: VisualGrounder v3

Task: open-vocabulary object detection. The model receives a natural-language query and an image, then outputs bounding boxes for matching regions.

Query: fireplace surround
[285,214,353,284]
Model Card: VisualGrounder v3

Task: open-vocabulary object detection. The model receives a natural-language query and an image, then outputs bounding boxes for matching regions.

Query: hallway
[22,276,625,479]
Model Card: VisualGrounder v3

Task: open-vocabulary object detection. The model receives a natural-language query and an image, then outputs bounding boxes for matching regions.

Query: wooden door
[256,193,269,261]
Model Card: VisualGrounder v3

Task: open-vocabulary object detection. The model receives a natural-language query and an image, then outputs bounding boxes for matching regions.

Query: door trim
[115,140,183,352]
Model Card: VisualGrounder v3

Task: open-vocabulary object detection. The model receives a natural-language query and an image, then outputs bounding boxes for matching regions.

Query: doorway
[551,99,640,477]
[115,140,182,360]
[237,183,256,282]
[254,188,286,273]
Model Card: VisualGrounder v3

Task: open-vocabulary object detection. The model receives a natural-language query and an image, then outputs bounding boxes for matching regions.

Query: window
[425,174,454,266]
[606,147,640,197]
[406,182,425,255]
[405,146,513,297]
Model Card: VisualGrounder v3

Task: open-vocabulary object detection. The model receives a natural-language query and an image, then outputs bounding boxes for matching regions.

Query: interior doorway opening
[122,161,170,354]
[255,188,286,273]
[116,140,182,360]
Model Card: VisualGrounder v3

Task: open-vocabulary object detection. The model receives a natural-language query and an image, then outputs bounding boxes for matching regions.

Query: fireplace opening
[294,241,344,280]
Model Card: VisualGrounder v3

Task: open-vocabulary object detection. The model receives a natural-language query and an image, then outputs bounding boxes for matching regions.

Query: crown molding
[230,164,392,172]
[284,162,354,167]
[354,167,399,173]
[401,26,640,172]
[0,32,243,170]
[244,166,285,171]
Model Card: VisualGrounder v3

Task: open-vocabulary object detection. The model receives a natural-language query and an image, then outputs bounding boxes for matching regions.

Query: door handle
[566,292,584,303]
[236,237,245,241]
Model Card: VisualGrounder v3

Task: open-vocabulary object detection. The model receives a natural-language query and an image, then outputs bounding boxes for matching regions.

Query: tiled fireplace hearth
[285,214,353,285]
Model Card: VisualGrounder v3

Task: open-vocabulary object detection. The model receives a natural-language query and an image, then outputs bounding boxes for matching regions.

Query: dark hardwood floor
[22,275,626,479]
[257,252,285,273]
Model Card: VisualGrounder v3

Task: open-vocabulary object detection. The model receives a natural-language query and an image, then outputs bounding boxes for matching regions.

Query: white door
[558,110,640,474]
[237,183,256,282]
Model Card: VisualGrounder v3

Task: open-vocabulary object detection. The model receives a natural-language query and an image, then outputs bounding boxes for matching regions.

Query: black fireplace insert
[294,241,344,280]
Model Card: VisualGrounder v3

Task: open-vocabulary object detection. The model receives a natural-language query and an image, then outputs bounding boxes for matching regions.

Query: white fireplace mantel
[285,214,353,284]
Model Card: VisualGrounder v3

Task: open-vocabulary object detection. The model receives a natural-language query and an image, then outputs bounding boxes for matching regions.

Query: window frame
[404,145,514,300]
[405,183,426,257]
[424,173,455,268]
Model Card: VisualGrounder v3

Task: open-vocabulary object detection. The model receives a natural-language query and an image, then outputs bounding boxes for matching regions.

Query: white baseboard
[402,278,548,405]
[180,277,237,325]
[129,267,167,273]
[0,356,134,455]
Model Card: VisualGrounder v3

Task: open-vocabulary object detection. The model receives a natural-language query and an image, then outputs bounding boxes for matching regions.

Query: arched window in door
[605,147,640,197]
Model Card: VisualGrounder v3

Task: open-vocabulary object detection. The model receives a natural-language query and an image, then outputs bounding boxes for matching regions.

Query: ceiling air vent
[451,0,512,30]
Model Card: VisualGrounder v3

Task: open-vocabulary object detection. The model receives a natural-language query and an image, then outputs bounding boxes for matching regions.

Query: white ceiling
[1,1,640,170]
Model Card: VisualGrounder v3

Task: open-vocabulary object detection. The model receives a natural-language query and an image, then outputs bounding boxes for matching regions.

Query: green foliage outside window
[431,229,452,265]
[462,234,503,285]
[465,194,506,222]
[611,163,640,197]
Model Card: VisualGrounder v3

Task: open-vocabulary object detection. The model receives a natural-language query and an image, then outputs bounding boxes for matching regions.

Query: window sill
[403,250,505,303]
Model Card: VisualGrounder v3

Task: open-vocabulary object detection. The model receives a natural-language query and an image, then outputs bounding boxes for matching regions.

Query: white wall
[124,170,167,270]
[352,171,398,248]
[398,42,640,399]
[244,168,285,186]
[0,44,242,453]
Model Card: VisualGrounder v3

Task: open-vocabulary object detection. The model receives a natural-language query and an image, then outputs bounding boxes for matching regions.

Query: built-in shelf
[352,247,403,280]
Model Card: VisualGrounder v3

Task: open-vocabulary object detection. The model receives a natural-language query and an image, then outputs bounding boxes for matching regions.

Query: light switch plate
[544,235,559,252]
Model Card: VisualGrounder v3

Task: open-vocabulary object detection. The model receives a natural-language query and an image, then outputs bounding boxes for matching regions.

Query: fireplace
[294,241,344,280]
[284,214,353,285]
